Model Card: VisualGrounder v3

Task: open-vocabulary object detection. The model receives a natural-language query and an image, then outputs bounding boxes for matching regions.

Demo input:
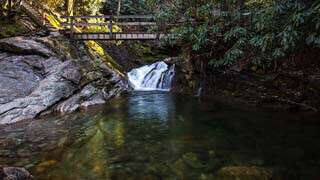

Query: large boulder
[0,60,79,124]
[0,36,131,125]
[0,55,47,104]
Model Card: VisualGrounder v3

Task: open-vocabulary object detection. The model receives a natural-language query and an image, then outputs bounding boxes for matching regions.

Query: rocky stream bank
[0,36,131,125]
[170,55,320,112]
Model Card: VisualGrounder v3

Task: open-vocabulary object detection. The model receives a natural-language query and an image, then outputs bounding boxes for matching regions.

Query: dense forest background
[1,0,320,72]
[103,0,320,72]
[158,0,320,72]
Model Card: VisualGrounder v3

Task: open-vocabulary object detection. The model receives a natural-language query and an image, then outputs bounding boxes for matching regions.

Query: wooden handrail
[61,22,157,27]
[61,15,155,19]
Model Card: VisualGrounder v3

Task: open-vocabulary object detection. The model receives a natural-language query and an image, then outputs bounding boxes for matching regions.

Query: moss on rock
[216,166,273,180]
[0,19,27,38]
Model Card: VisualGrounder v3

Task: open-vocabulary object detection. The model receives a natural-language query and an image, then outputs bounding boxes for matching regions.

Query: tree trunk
[67,0,74,16]
[8,0,12,17]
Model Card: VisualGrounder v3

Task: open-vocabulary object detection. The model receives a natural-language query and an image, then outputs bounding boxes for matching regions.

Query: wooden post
[221,0,228,12]
[109,16,113,39]
[156,20,162,40]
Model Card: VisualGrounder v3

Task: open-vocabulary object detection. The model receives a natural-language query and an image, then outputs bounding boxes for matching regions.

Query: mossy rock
[0,19,27,38]
[216,166,273,180]
[308,76,320,93]
[182,152,204,169]
[171,159,189,178]
[35,160,58,173]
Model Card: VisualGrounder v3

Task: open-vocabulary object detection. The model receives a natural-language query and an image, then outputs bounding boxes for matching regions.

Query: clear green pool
[0,92,319,179]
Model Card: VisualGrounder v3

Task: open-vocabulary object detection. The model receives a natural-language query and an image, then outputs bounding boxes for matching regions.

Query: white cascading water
[127,61,175,91]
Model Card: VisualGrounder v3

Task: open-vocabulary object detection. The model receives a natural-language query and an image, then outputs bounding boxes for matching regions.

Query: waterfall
[127,61,175,91]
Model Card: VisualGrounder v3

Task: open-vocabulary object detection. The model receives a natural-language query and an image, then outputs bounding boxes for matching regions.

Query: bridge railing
[58,9,252,41]
[61,15,158,27]
[60,15,166,40]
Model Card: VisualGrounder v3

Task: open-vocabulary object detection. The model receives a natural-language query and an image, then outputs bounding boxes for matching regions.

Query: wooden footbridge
[8,0,168,41]
[60,15,167,41]
[9,0,247,41]
[7,0,225,42]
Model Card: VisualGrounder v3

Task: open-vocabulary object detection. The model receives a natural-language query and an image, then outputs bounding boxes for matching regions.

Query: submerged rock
[216,166,273,180]
[0,166,33,180]
[0,36,131,124]
[182,152,203,169]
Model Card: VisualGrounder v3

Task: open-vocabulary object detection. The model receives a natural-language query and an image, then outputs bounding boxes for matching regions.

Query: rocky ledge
[0,36,131,125]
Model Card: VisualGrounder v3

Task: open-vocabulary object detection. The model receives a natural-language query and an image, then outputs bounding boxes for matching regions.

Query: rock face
[170,56,199,94]
[0,37,53,57]
[101,41,170,71]
[0,36,131,124]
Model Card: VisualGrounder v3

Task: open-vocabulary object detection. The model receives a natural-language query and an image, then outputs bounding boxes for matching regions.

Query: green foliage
[210,48,244,67]
[155,0,320,69]
[37,0,66,12]
[0,1,7,17]
[75,0,106,15]
[224,27,247,42]
[33,0,106,16]
[102,0,160,15]
[245,0,320,65]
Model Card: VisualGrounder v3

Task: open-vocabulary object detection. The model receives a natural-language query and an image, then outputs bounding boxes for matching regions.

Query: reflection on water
[0,92,320,179]
[128,91,175,121]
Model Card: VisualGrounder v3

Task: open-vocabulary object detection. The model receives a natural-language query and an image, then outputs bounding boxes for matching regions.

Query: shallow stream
[0,92,319,179]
